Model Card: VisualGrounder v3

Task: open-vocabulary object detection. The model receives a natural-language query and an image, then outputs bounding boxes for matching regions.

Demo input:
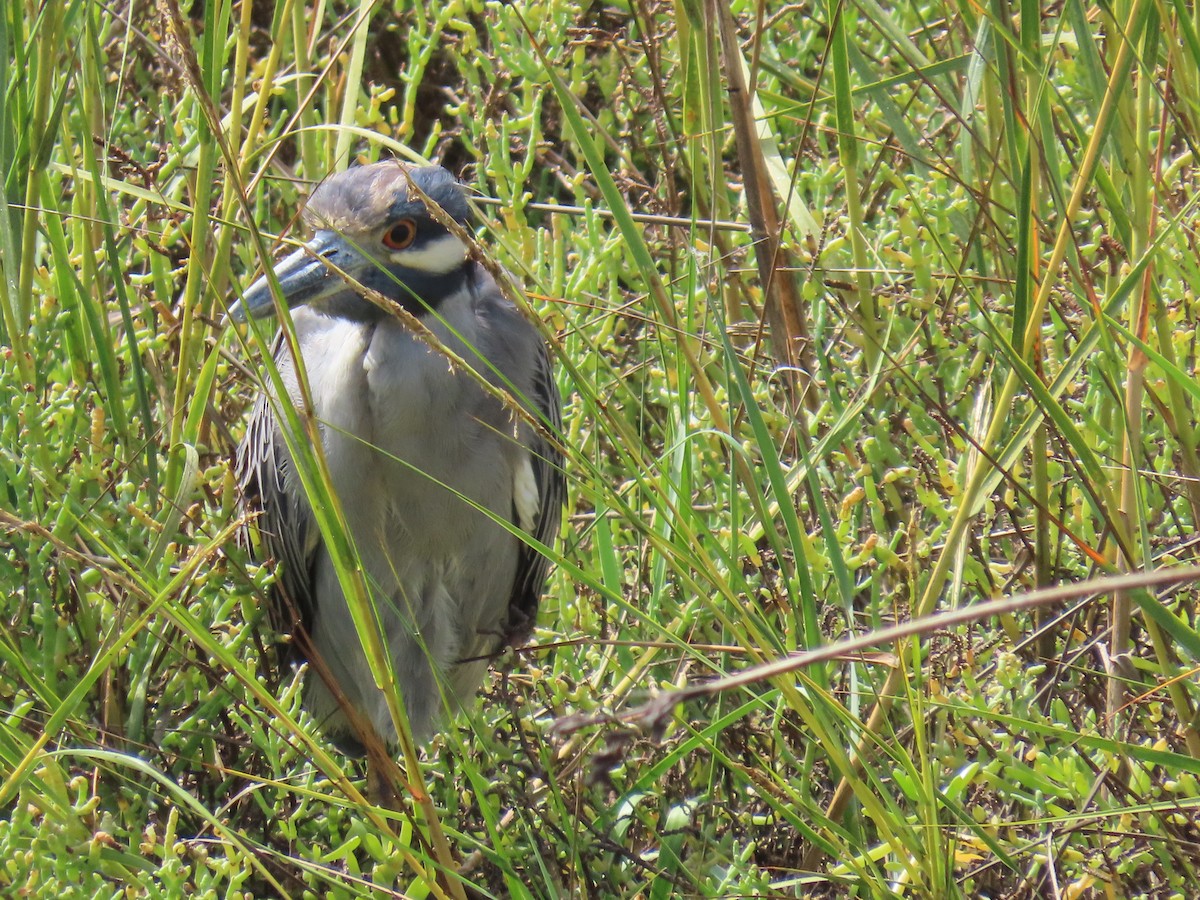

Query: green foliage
[4,0,1200,896]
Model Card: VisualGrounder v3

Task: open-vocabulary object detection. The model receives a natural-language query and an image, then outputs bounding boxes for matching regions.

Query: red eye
[382,218,417,250]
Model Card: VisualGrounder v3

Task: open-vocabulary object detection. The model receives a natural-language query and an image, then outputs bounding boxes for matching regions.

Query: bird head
[228,162,473,323]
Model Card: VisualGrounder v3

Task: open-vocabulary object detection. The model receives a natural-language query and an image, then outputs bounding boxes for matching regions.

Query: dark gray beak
[227,231,366,323]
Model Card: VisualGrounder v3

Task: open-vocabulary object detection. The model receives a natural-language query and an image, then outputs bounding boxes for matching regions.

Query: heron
[230,161,564,790]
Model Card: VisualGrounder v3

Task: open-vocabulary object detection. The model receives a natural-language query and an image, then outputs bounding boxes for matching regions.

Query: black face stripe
[400,224,463,255]
[346,262,469,316]
[387,166,470,226]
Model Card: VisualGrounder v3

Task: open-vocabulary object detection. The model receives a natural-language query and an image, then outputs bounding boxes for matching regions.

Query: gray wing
[235,334,319,640]
[503,332,565,646]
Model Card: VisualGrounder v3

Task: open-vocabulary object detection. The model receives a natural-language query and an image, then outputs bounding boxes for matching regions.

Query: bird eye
[382,218,417,250]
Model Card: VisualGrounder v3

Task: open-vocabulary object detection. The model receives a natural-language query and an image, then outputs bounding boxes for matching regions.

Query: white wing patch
[514,454,540,533]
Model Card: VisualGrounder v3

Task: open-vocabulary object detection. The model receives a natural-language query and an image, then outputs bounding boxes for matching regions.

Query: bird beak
[227,231,365,323]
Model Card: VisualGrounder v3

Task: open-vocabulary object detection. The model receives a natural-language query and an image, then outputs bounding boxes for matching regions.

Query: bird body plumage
[234,162,563,751]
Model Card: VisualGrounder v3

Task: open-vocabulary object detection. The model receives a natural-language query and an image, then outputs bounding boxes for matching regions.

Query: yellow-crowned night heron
[231,161,563,760]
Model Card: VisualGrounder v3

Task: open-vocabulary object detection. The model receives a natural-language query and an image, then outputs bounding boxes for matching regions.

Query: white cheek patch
[514,454,540,533]
[394,233,468,274]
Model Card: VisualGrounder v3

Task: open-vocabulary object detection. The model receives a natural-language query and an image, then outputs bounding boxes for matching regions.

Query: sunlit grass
[3,0,1200,896]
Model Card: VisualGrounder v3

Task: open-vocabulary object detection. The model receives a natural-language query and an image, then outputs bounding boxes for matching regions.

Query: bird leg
[365,752,404,810]
[299,633,408,810]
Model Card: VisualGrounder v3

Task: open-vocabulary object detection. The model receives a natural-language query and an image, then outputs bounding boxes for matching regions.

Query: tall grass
[3,0,1200,895]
